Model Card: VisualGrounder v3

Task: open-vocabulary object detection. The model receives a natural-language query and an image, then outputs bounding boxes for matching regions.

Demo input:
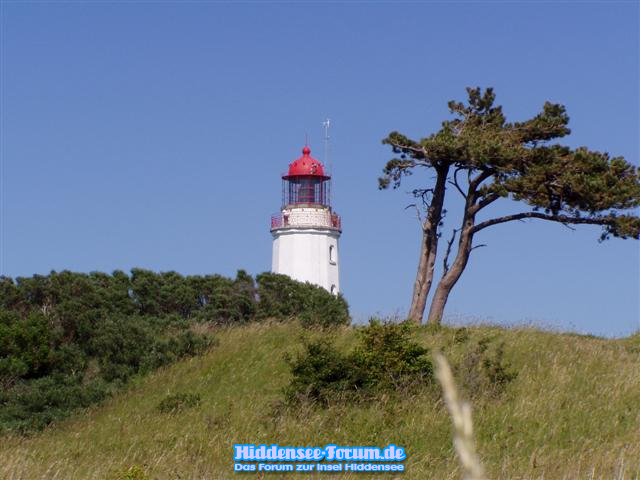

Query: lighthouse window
[330,285,337,295]
[329,245,336,264]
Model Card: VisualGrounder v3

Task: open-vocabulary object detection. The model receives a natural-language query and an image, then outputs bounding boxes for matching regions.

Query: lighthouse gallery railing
[271,210,341,230]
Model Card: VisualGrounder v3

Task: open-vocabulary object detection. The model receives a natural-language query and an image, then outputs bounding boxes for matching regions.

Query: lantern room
[281,146,331,208]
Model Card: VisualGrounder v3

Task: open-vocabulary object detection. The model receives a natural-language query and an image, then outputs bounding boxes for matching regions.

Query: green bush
[298,287,350,329]
[0,375,112,434]
[255,273,305,320]
[351,320,433,391]
[0,309,56,387]
[285,339,360,403]
[0,270,227,434]
[457,337,518,398]
[0,269,350,434]
[256,272,349,327]
[285,320,432,404]
[192,271,257,325]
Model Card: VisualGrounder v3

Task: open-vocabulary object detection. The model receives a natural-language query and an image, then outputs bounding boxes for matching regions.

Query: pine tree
[381,88,640,325]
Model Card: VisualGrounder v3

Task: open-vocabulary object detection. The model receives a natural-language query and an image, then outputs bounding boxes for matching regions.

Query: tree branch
[386,141,430,164]
[412,188,435,206]
[472,211,616,233]
[473,192,500,213]
[442,229,458,275]
[404,203,424,227]
[468,169,494,190]
[448,168,467,199]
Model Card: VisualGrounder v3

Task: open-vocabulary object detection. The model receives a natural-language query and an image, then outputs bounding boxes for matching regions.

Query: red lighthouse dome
[279,145,332,207]
[284,146,329,179]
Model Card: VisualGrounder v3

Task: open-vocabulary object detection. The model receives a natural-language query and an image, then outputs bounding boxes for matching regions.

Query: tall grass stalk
[435,353,487,480]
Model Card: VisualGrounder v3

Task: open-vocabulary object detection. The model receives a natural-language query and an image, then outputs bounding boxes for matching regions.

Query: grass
[0,321,639,479]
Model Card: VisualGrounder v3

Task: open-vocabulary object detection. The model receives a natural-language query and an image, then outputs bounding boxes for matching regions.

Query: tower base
[271,226,340,294]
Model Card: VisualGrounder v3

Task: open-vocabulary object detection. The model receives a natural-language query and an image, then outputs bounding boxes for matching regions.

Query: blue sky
[1,1,638,336]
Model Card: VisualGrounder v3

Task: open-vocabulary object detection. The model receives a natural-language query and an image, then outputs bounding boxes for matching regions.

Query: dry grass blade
[435,352,487,480]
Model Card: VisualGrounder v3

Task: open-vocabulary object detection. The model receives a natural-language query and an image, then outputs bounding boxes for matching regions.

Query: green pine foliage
[382,87,640,237]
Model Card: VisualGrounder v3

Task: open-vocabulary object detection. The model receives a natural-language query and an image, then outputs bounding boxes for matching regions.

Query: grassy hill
[1,321,639,479]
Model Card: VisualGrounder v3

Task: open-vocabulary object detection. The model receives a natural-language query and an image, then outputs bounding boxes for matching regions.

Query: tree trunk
[426,225,474,325]
[407,164,450,324]
[425,168,496,326]
[407,229,438,323]
[426,174,486,326]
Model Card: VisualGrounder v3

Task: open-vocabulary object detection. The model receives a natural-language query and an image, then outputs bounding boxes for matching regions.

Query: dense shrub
[0,269,350,433]
[0,269,251,434]
[298,287,350,328]
[351,321,433,391]
[0,269,349,432]
[0,310,57,388]
[286,320,432,404]
[256,272,349,327]
[286,339,360,404]
[87,314,213,382]
[255,272,305,319]
[456,337,518,398]
[130,269,257,323]
[0,375,113,433]
[192,271,257,325]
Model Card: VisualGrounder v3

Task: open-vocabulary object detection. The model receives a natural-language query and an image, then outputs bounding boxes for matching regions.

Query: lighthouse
[271,145,342,294]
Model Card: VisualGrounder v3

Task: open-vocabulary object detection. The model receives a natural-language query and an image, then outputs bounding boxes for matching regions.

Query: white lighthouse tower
[271,145,342,294]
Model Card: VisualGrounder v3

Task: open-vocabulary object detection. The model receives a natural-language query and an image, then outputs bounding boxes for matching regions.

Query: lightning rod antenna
[323,118,332,205]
